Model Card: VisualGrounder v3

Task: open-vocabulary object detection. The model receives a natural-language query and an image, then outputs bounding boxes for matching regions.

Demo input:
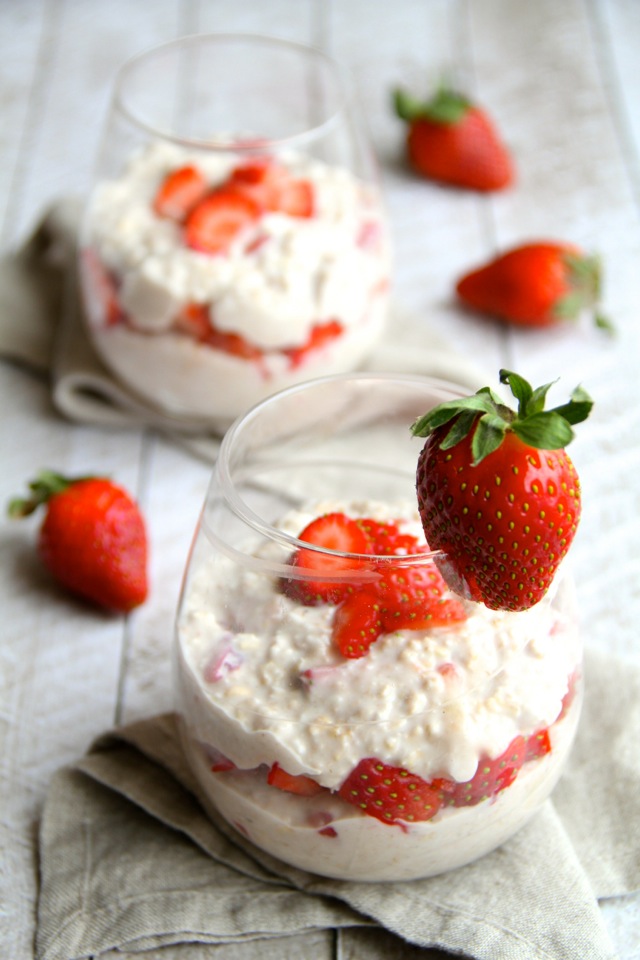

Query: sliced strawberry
[339,757,443,825]
[274,177,314,218]
[525,729,552,761]
[434,734,533,807]
[267,763,325,796]
[185,189,261,254]
[332,591,383,658]
[377,563,467,631]
[204,745,237,773]
[230,160,314,217]
[356,518,422,556]
[203,642,244,683]
[153,165,208,221]
[207,324,264,360]
[281,512,369,605]
[284,319,344,368]
[175,303,263,360]
[175,302,213,341]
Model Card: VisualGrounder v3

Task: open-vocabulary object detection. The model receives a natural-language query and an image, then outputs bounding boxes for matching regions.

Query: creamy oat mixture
[80,142,389,419]
[177,500,580,786]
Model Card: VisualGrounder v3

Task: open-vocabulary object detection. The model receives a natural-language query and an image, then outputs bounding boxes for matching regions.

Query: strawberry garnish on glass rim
[412,369,593,612]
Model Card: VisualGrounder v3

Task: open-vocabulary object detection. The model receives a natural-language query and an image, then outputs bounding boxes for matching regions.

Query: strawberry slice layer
[267,763,326,796]
[284,319,343,368]
[332,591,383,658]
[377,563,468,631]
[230,160,314,218]
[153,165,209,221]
[280,510,468,658]
[433,729,552,807]
[185,189,261,254]
[339,758,443,825]
[281,512,369,606]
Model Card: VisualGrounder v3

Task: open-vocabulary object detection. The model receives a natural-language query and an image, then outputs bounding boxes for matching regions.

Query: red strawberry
[394,86,513,191]
[185,189,261,254]
[338,757,443,825]
[175,303,263,360]
[525,729,552,761]
[281,512,369,605]
[284,319,344,368]
[355,517,420,556]
[274,177,314,218]
[456,242,611,330]
[376,563,467,631]
[435,728,552,807]
[332,591,383,658]
[153,165,208,221]
[267,763,325,796]
[175,302,213,341]
[230,160,314,217]
[412,369,593,611]
[9,470,148,613]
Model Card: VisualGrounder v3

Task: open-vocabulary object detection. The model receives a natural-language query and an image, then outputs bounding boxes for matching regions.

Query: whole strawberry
[9,470,148,612]
[456,241,612,330]
[412,370,593,612]
[393,86,513,191]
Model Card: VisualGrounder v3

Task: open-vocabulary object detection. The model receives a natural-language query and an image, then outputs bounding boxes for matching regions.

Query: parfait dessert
[78,35,389,426]
[174,372,590,881]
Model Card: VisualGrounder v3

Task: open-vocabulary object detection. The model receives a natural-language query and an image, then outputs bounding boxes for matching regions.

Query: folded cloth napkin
[0,203,486,461]
[36,647,640,960]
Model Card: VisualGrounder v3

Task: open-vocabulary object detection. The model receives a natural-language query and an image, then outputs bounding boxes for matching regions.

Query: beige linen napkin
[37,647,639,960]
[0,203,486,461]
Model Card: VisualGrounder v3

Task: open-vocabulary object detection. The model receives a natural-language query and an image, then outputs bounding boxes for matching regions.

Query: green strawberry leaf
[471,414,508,465]
[550,385,594,425]
[441,409,480,450]
[425,88,470,124]
[499,369,532,411]
[411,394,496,437]
[412,370,593,463]
[511,411,575,449]
[393,86,471,125]
[393,88,428,123]
[7,469,93,518]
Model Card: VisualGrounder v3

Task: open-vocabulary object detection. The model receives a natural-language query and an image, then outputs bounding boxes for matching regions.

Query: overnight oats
[78,35,389,426]
[174,374,583,882]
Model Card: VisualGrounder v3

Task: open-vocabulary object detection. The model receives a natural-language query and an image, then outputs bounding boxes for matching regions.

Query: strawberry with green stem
[9,470,148,613]
[456,241,612,331]
[412,369,593,612]
[393,86,514,192]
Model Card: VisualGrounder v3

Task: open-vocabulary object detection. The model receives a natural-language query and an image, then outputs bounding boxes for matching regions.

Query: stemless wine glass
[174,373,583,882]
[78,34,390,429]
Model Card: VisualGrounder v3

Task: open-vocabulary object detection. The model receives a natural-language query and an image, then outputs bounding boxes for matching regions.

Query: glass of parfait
[174,372,582,882]
[78,34,390,430]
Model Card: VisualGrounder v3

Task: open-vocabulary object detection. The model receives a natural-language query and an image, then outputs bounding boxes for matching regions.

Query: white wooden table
[2,2,639,958]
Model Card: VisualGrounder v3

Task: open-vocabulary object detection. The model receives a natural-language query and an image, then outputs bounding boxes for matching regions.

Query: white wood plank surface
[1,1,639,958]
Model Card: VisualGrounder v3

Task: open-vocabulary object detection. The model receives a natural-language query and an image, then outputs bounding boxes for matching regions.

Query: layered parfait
[79,142,390,423]
[176,498,581,882]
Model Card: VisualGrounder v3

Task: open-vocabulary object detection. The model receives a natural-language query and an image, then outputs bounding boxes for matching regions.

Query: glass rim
[211,370,469,564]
[112,31,349,152]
